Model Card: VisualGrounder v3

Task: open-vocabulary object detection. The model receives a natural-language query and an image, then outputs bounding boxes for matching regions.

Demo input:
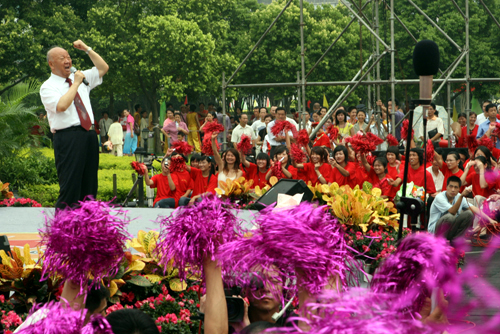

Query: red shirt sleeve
[287,165,298,179]
[313,133,330,147]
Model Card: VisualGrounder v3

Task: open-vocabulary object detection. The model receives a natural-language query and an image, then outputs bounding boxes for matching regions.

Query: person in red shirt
[266,145,297,180]
[385,146,403,179]
[461,155,497,201]
[360,154,396,200]
[456,113,478,148]
[293,147,332,185]
[328,145,357,188]
[313,130,330,147]
[143,157,177,208]
[241,152,271,189]
[187,155,218,204]
[387,148,436,195]
[434,151,464,191]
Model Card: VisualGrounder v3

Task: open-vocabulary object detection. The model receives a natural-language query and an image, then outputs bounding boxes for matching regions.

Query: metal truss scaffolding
[221,0,500,146]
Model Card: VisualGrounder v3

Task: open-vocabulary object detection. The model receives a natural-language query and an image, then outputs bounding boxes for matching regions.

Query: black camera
[225,296,245,322]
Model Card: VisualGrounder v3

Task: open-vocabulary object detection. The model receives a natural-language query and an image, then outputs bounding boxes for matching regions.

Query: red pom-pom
[169,155,186,173]
[493,123,500,139]
[386,134,399,147]
[467,134,479,152]
[345,133,377,155]
[400,119,414,140]
[237,135,252,154]
[171,141,193,156]
[290,143,306,163]
[478,136,494,151]
[131,161,146,175]
[297,129,310,147]
[365,132,384,146]
[203,121,224,134]
[327,125,339,141]
[271,120,298,138]
[272,161,284,179]
[366,153,376,166]
[425,139,434,163]
[202,136,219,156]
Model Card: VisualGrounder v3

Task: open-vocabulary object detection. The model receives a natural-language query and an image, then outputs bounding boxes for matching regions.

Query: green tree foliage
[0,81,44,160]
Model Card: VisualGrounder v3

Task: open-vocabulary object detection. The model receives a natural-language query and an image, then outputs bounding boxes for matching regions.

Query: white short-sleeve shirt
[40,67,103,131]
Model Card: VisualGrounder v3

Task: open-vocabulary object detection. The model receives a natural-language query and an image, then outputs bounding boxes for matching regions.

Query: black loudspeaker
[0,236,11,263]
[254,179,314,211]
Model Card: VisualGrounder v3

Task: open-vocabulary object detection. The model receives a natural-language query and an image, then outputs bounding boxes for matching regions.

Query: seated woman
[186,155,218,204]
[312,124,330,147]
[461,147,498,207]
[360,154,396,200]
[328,145,357,188]
[211,132,243,188]
[266,145,297,180]
[418,103,444,143]
[434,150,464,191]
[385,146,403,180]
[241,152,271,189]
[292,146,331,186]
[190,153,202,169]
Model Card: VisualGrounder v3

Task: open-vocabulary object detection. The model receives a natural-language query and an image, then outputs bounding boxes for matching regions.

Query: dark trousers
[53,127,99,210]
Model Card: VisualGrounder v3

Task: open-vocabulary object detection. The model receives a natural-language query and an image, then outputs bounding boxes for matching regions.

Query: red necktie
[66,78,92,131]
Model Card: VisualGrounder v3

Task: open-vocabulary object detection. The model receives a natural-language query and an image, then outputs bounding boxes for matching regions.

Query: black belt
[56,125,95,133]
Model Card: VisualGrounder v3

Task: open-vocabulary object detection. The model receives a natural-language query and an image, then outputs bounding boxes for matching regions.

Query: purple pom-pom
[267,289,435,334]
[218,202,352,296]
[40,200,132,293]
[16,300,112,334]
[371,232,458,312]
[155,195,242,280]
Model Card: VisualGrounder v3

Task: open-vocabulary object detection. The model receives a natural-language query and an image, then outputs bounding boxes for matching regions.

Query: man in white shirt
[475,100,492,126]
[231,114,256,148]
[267,107,294,159]
[428,176,474,241]
[40,39,109,210]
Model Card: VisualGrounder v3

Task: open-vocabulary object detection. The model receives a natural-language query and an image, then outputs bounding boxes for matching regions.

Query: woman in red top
[241,152,271,189]
[456,113,478,148]
[434,150,463,191]
[360,154,396,200]
[461,155,497,201]
[293,147,332,185]
[187,155,218,204]
[385,146,403,180]
[328,145,357,188]
[266,145,297,180]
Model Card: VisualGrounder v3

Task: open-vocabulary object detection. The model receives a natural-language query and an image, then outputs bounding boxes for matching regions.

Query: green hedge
[18,184,60,207]
[3,148,158,207]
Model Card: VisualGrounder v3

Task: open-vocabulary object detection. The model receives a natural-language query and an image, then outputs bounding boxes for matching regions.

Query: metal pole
[226,0,294,85]
[447,81,452,147]
[390,0,395,135]
[222,71,227,150]
[375,0,381,105]
[310,52,387,139]
[432,51,467,99]
[450,0,466,19]
[466,0,470,135]
[340,0,390,50]
[477,0,500,30]
[300,0,306,133]
[406,0,462,52]
[297,71,303,130]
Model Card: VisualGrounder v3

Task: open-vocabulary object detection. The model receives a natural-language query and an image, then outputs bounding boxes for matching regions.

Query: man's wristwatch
[86,47,92,54]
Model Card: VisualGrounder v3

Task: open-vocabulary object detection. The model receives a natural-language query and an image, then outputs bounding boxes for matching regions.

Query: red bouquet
[327,125,339,141]
[131,161,146,176]
[237,135,252,155]
[297,129,310,147]
[202,136,218,156]
[272,160,284,179]
[169,155,186,173]
[400,119,414,140]
[290,143,306,163]
[425,139,434,163]
[386,134,399,147]
[203,121,224,134]
[271,120,298,138]
[171,141,193,156]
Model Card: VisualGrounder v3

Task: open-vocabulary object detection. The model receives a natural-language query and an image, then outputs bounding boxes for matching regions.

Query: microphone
[412,40,440,107]
[70,66,89,86]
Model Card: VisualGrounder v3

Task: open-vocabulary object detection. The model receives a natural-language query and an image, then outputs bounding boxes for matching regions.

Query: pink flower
[382,243,387,248]
[362,245,370,252]
[149,302,156,309]
[178,301,185,307]
[106,303,124,315]
[0,295,5,303]
[157,325,162,332]
[458,268,462,274]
